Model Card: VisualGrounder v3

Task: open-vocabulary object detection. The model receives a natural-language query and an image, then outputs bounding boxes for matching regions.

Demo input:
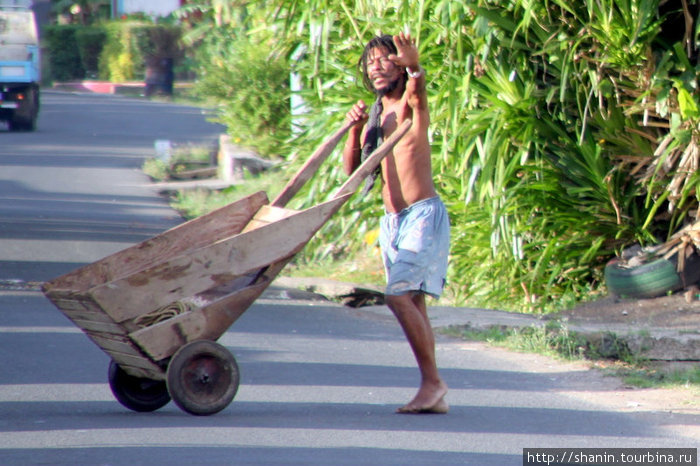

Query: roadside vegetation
[442,324,700,392]
[136,0,700,390]
[158,0,700,315]
[48,1,700,313]
[145,151,700,391]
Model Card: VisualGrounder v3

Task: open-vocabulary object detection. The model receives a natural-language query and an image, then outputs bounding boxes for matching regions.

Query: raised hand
[389,31,420,71]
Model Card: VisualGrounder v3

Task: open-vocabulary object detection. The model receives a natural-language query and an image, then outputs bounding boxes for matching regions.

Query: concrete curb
[269,276,700,364]
[51,81,193,95]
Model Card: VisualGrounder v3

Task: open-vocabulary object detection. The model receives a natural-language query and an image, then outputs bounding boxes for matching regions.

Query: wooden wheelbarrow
[42,119,412,416]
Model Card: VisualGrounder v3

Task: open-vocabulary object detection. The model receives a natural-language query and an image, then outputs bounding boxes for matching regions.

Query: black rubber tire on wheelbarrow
[108,361,171,412]
[166,340,240,416]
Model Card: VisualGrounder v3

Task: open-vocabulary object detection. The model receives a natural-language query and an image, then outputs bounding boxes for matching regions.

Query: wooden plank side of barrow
[46,295,165,379]
[42,191,269,294]
[129,259,291,361]
[89,194,350,324]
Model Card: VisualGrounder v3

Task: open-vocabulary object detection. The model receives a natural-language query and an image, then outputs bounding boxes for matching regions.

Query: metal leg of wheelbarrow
[108,361,171,412]
[166,340,241,416]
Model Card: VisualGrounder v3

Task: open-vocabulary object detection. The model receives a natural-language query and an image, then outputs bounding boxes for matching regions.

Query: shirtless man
[342,32,450,414]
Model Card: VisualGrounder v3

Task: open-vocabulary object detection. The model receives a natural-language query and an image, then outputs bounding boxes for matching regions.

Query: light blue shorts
[379,196,450,298]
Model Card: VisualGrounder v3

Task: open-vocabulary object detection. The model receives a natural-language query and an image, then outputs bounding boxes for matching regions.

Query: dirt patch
[555,289,700,329]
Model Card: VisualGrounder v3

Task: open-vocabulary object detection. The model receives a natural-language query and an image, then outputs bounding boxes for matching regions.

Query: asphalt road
[0,90,219,281]
[0,91,697,466]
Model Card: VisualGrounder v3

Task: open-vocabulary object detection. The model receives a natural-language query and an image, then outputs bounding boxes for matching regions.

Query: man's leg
[385,292,448,413]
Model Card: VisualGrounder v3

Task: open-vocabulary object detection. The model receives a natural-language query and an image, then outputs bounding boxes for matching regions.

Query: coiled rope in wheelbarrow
[133,301,193,328]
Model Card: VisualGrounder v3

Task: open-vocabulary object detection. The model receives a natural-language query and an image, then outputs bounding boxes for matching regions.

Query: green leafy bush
[44,25,84,81]
[131,24,182,62]
[98,21,183,82]
[98,21,145,81]
[194,32,291,158]
[45,25,106,80]
[75,26,107,78]
[269,0,700,312]
[179,0,700,313]
[45,22,181,83]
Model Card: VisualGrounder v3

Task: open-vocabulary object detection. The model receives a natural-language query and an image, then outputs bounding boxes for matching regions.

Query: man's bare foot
[396,396,449,414]
[425,397,449,413]
[396,382,448,414]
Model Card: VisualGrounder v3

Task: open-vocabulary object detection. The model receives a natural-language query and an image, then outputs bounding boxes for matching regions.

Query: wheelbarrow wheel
[108,361,171,412]
[166,340,240,416]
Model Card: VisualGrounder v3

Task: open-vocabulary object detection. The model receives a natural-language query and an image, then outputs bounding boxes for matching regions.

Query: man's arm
[342,99,368,175]
[390,32,429,114]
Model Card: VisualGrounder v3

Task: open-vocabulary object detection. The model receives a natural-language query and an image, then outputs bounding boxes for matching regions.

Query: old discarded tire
[166,340,240,416]
[108,361,171,412]
[605,257,681,298]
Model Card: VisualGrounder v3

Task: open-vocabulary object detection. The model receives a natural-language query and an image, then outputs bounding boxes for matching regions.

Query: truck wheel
[8,87,38,132]
[8,116,35,132]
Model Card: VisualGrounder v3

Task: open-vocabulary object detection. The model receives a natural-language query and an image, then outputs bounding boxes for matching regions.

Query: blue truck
[0,0,40,131]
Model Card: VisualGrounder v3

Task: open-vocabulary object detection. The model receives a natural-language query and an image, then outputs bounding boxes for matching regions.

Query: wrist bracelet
[406,66,424,79]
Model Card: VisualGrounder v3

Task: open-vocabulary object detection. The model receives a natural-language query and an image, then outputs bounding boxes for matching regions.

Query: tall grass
[184,0,700,312]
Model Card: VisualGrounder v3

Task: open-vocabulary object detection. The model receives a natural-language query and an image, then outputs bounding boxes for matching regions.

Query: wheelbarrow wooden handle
[333,118,412,199]
[271,119,356,208]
